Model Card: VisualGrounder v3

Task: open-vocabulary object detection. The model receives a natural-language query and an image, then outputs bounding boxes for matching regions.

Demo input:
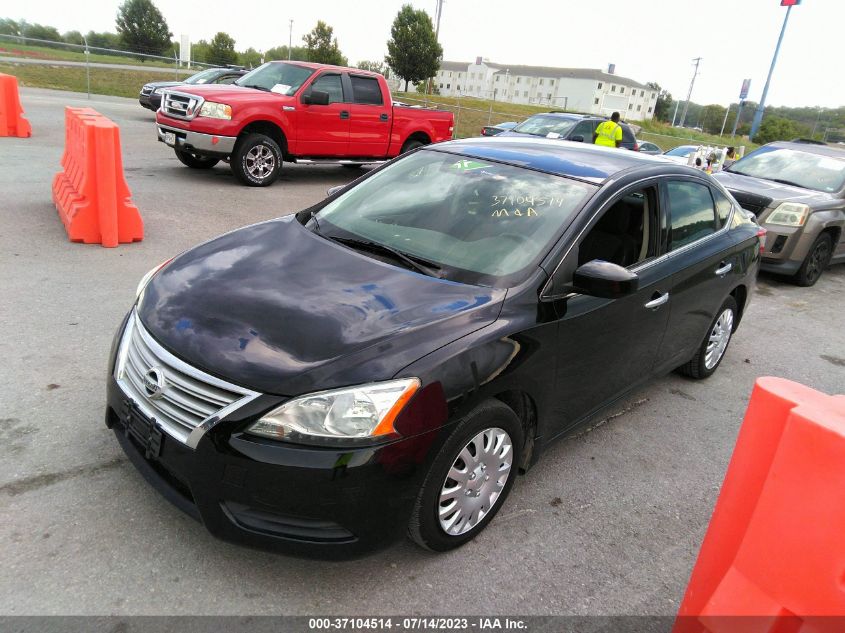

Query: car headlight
[153,88,165,95]
[765,202,810,227]
[135,259,173,303]
[246,378,420,445]
[198,101,232,119]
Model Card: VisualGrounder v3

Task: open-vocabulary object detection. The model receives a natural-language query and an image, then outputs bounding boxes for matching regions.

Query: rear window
[351,76,383,105]
[666,181,718,250]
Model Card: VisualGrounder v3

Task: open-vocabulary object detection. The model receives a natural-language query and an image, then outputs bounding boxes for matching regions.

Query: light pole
[750,1,800,141]
[678,57,702,129]
[82,34,90,99]
[288,20,293,60]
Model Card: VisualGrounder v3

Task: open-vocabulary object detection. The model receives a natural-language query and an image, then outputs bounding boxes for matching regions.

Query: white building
[432,59,658,121]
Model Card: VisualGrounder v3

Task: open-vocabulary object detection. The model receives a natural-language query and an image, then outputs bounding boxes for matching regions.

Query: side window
[577,187,657,268]
[666,181,718,251]
[351,75,384,105]
[309,73,344,103]
[570,120,595,141]
[215,75,240,85]
[712,188,733,227]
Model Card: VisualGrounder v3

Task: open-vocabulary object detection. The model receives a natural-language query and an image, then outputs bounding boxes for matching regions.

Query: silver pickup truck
[716,140,845,286]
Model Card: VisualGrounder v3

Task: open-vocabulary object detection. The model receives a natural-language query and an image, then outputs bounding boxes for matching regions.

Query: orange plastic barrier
[674,377,845,633]
[51,107,143,247]
[0,73,31,137]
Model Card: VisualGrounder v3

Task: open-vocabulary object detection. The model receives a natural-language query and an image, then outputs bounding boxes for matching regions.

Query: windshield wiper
[240,84,271,92]
[327,236,443,278]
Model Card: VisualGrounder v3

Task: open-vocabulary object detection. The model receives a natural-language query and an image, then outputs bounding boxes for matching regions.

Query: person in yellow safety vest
[593,112,623,148]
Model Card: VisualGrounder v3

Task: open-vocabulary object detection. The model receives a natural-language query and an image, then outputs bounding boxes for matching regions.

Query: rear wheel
[678,296,737,379]
[231,133,283,187]
[793,232,833,287]
[408,399,522,552]
[400,138,426,154]
[174,148,219,169]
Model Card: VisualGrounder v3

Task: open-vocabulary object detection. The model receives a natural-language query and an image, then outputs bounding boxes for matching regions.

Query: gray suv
[716,141,845,286]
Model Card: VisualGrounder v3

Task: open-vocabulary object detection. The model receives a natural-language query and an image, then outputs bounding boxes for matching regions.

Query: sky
[1,0,842,109]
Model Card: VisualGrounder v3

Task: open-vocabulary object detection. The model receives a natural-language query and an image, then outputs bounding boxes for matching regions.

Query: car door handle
[339,110,350,119]
[380,113,389,121]
[715,262,733,276]
[644,292,669,309]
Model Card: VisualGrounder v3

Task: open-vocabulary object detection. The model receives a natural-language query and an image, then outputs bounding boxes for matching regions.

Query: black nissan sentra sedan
[106,138,761,557]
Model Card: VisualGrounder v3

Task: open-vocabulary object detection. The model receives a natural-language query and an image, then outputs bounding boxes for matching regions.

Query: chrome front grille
[115,311,260,447]
[162,91,202,120]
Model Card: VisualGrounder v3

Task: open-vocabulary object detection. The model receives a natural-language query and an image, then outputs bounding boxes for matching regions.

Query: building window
[594,98,600,105]
[516,77,521,83]
[446,83,450,89]
[495,76,500,82]
[640,90,645,97]
[648,107,653,113]
[620,86,625,94]
[523,90,528,97]
[457,85,461,91]
[628,103,633,109]
[597,82,603,89]
[550,79,555,86]
[547,93,552,100]
[637,105,641,111]
[611,85,616,92]
[439,83,443,89]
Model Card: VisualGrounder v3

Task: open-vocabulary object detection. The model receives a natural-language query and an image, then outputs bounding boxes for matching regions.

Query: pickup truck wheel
[400,139,426,154]
[174,148,219,169]
[231,133,282,187]
[793,232,833,287]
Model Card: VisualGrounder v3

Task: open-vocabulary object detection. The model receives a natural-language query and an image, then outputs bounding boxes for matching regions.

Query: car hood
[144,81,182,90]
[715,170,836,206]
[138,216,505,396]
[164,83,293,104]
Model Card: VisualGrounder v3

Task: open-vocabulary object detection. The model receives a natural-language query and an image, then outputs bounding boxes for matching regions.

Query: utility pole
[427,0,445,95]
[730,101,745,138]
[678,57,702,129]
[750,2,799,141]
[671,100,680,126]
[288,20,293,60]
[719,104,731,137]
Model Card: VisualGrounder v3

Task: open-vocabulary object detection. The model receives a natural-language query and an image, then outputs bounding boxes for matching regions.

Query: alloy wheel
[245,145,276,180]
[438,427,513,536]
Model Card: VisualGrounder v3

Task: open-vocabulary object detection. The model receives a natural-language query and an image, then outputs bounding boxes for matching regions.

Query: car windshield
[235,62,314,95]
[512,115,578,138]
[665,146,695,157]
[184,68,222,84]
[727,146,845,193]
[310,150,593,285]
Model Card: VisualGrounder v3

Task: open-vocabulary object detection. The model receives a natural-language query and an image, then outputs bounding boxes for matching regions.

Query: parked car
[107,137,761,557]
[155,61,454,186]
[481,121,518,136]
[638,141,663,155]
[663,144,699,164]
[139,67,247,112]
[502,112,639,151]
[715,140,845,285]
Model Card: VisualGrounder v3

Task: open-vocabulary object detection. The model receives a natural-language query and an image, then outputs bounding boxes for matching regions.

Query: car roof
[267,60,380,77]
[430,136,699,184]
[767,141,845,159]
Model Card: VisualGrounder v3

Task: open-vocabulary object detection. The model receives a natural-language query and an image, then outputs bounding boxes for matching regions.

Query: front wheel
[793,232,833,287]
[678,296,737,379]
[231,133,283,186]
[408,399,522,552]
[174,148,219,169]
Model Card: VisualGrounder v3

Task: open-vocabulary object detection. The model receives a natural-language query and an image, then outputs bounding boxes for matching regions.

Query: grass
[0,40,185,70]
[636,120,760,153]
[0,62,181,99]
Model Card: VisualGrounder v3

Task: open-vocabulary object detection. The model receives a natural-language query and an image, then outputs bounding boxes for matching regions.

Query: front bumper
[105,314,444,557]
[157,124,237,156]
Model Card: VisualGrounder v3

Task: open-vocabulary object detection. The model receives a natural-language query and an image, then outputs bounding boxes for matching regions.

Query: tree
[753,116,803,144]
[356,60,386,75]
[0,18,21,36]
[265,45,308,61]
[302,21,346,65]
[85,30,122,52]
[191,39,210,63]
[700,104,727,135]
[62,30,85,46]
[239,47,262,68]
[21,22,62,44]
[646,82,673,122]
[385,4,442,92]
[207,31,237,65]
[115,0,172,57]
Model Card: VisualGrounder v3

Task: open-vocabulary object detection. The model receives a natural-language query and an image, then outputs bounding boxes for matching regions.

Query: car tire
[408,399,523,552]
[231,133,283,187]
[678,296,738,379]
[400,138,426,154]
[793,232,833,287]
[174,148,219,169]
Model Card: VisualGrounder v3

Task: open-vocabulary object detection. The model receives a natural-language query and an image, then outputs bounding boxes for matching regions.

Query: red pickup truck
[155,61,455,186]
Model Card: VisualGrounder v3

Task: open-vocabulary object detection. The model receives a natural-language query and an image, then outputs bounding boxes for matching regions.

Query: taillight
[757,228,767,253]
[481,128,486,136]
[634,142,640,151]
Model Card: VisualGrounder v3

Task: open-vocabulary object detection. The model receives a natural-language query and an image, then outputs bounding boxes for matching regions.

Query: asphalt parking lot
[1,87,843,616]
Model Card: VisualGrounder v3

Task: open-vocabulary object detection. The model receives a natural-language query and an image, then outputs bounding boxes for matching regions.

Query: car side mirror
[326,185,345,197]
[572,260,639,299]
[571,135,585,143]
[303,89,330,106]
